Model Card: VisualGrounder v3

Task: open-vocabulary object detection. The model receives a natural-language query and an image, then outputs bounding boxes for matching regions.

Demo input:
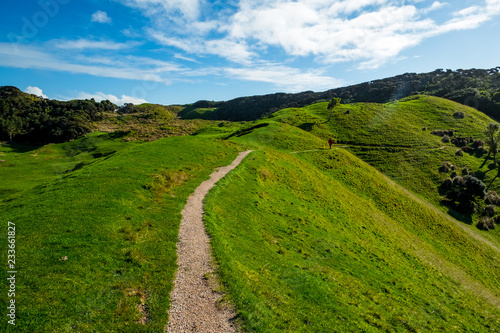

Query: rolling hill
[2,93,500,331]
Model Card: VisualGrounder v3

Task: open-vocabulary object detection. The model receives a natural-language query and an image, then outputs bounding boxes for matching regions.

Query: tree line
[0,86,116,144]
[191,67,500,121]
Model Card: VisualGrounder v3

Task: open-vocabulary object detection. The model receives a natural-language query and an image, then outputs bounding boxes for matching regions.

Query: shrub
[451,137,469,147]
[441,178,453,190]
[462,146,475,154]
[477,146,488,154]
[442,135,450,143]
[464,175,487,198]
[452,176,464,186]
[439,162,452,173]
[474,139,485,147]
[485,191,500,205]
[456,149,464,156]
[483,205,496,217]
[477,217,495,230]
[431,129,454,137]
[453,111,465,119]
[444,175,486,214]
[462,167,469,176]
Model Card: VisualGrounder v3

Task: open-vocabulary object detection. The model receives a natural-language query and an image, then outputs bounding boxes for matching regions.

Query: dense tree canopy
[0,86,116,143]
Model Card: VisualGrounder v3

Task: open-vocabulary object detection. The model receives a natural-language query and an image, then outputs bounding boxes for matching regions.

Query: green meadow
[2,95,500,331]
[1,133,240,332]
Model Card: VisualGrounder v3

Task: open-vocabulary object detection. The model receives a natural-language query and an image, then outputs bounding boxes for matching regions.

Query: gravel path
[166,150,253,333]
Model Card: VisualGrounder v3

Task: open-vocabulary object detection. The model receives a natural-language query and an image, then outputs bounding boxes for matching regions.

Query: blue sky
[1,0,499,105]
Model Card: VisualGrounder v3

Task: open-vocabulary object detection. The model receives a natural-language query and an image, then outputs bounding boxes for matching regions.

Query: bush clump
[485,191,500,205]
[441,178,453,190]
[477,217,496,230]
[462,146,475,154]
[439,162,455,173]
[442,175,486,214]
[451,136,470,147]
[431,129,454,137]
[473,139,485,147]
[453,111,465,119]
[442,135,450,143]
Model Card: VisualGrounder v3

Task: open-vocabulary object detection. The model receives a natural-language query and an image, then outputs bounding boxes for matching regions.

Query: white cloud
[419,1,448,14]
[73,91,148,105]
[91,10,112,24]
[174,53,200,63]
[148,30,255,65]
[51,38,141,50]
[25,86,48,98]
[137,0,500,71]
[225,64,344,92]
[118,0,201,21]
[0,43,168,83]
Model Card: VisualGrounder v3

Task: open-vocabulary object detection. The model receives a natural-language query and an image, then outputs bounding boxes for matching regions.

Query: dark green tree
[485,123,500,165]
[327,97,341,122]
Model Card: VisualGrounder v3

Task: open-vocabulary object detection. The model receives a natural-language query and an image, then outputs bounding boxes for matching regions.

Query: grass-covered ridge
[270,96,500,223]
[0,135,240,332]
[204,142,500,332]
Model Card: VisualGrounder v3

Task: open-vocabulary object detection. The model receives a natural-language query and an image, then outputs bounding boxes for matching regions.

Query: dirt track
[166,150,252,333]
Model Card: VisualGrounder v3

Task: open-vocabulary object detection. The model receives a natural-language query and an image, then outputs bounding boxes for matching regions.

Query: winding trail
[166,150,252,333]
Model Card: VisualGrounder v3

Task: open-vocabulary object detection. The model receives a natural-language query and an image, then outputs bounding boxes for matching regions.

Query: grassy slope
[0,132,135,200]
[0,134,240,332]
[202,98,500,331]
[272,96,500,227]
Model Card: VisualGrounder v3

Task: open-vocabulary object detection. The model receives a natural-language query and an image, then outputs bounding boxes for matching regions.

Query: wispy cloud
[50,38,142,50]
[91,10,112,24]
[117,0,202,21]
[0,43,167,82]
[225,64,344,92]
[148,30,255,65]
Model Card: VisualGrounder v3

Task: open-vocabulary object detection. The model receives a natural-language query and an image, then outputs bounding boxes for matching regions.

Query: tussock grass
[145,169,189,200]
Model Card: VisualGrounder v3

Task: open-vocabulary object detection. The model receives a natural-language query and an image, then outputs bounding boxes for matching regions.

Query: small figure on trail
[328,138,334,149]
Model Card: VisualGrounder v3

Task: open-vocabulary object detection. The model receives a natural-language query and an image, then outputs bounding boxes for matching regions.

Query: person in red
[328,138,334,149]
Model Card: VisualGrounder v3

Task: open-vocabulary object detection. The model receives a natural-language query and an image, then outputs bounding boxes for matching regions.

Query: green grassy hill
[0,134,240,332]
[205,148,500,332]
[267,96,500,222]
[2,95,500,331]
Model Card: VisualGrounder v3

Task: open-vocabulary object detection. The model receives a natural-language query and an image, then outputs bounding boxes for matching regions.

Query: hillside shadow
[447,208,474,225]
[225,123,270,139]
[298,122,316,131]
[107,131,130,139]
[0,143,42,153]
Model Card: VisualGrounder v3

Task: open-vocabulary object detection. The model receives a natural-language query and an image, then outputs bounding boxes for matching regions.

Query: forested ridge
[0,86,116,143]
[196,67,500,121]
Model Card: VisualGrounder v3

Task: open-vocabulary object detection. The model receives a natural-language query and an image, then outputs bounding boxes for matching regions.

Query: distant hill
[186,67,500,121]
